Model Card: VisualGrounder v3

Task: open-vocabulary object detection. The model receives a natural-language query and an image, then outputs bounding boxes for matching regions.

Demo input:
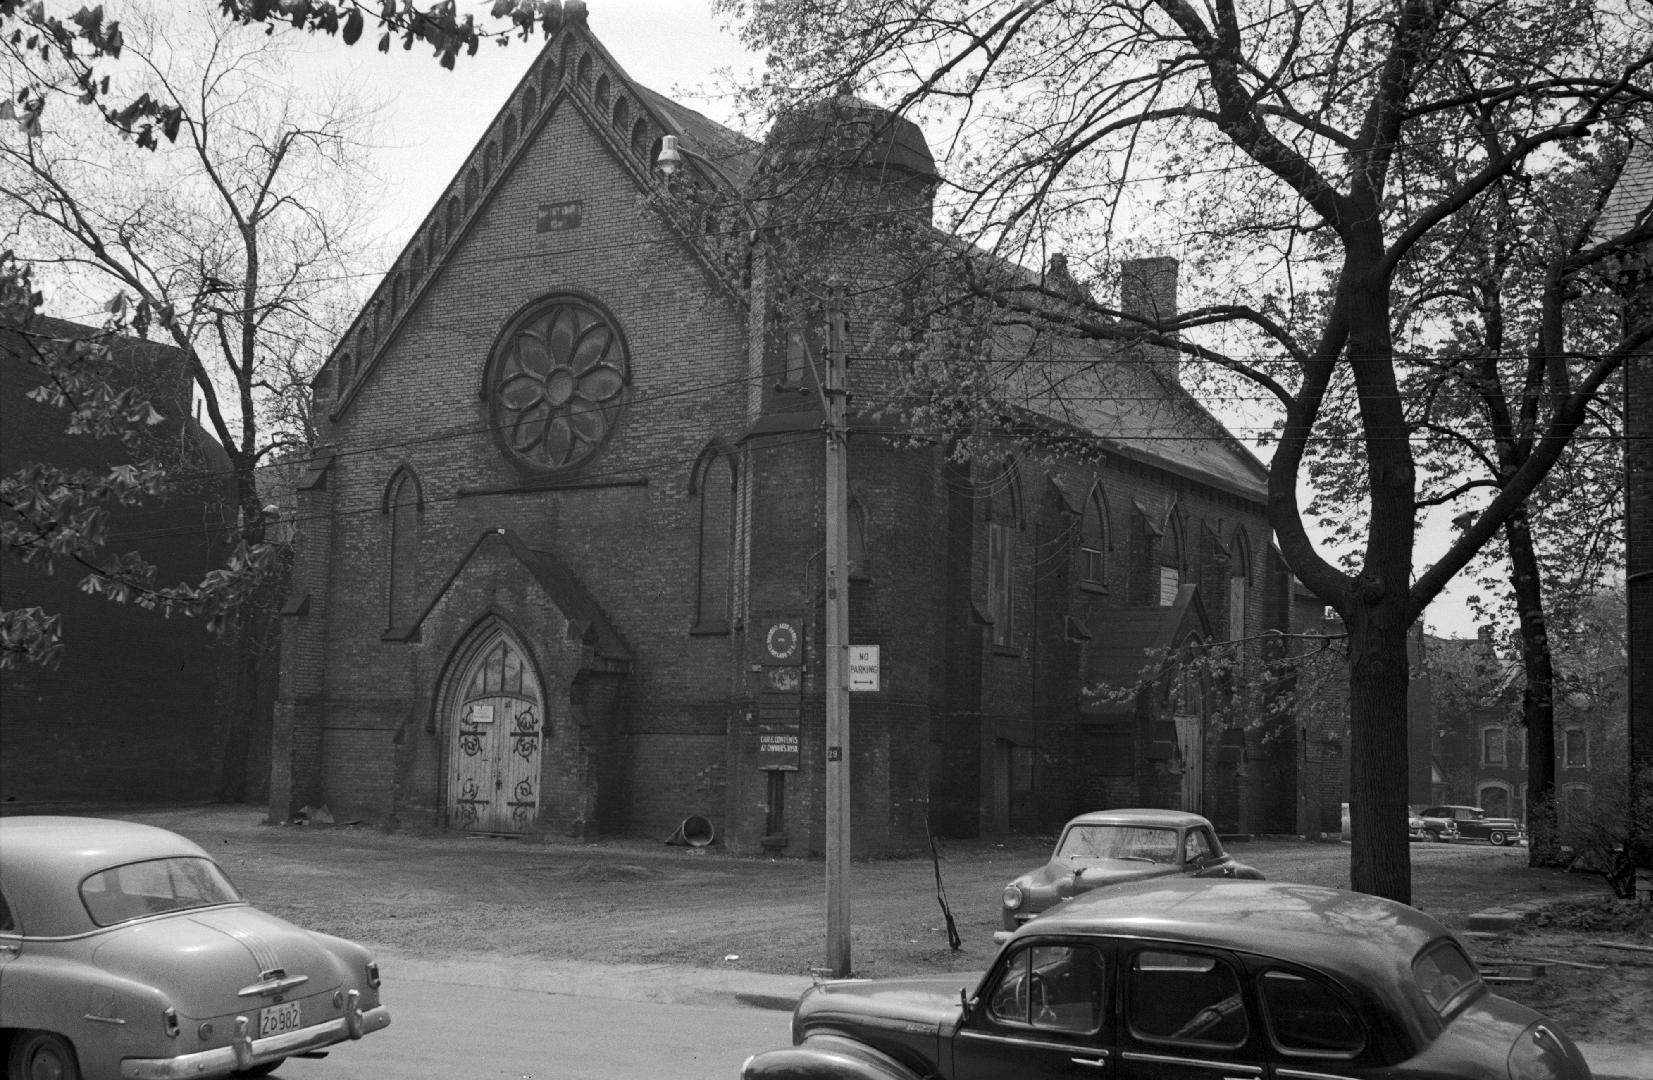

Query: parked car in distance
[1417,804,1525,846]
[742,878,1593,1080]
[1408,809,1458,843]
[0,816,390,1080]
[997,809,1261,939]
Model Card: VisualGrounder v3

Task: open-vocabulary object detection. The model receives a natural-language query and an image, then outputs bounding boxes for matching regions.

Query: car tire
[1489,831,1508,846]
[1427,829,1442,843]
[8,1030,80,1080]
[236,1061,286,1077]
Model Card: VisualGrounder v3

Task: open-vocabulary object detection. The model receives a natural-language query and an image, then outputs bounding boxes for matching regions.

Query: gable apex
[321,8,752,419]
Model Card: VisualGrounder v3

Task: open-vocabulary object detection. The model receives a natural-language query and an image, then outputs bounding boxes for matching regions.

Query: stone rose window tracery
[487,297,629,473]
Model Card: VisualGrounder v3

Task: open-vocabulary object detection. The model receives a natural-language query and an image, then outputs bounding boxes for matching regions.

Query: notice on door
[849,645,881,692]
[758,722,800,771]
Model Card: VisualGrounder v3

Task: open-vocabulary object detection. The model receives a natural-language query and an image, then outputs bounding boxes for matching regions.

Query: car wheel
[236,1061,286,1077]
[7,1030,80,1080]
[1427,829,1442,843]
[1489,830,1508,846]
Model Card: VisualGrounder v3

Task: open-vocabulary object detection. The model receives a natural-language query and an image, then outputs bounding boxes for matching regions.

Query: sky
[323,1,760,262]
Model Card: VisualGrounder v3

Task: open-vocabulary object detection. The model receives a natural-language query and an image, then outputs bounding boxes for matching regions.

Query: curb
[373,947,816,1012]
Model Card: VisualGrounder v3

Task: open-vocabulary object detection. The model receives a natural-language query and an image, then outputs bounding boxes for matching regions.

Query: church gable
[316,7,748,422]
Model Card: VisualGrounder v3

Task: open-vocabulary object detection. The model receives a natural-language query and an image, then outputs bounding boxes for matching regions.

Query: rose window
[487,298,629,472]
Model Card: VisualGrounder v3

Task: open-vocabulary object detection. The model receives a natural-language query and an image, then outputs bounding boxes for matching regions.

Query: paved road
[261,949,1652,1080]
[268,954,800,1080]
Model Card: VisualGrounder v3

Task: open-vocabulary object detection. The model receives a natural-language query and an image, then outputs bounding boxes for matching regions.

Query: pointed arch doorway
[446,627,545,834]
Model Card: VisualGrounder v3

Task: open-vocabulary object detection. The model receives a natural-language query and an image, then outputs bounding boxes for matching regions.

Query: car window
[1412,941,1481,1016]
[80,857,242,927]
[0,890,13,934]
[986,943,1106,1033]
[1127,948,1248,1047]
[1259,970,1365,1057]
[1185,829,1214,862]
[1057,825,1179,864]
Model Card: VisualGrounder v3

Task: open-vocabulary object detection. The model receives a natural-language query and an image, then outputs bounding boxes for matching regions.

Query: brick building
[1604,140,1651,797]
[269,6,1315,852]
[1412,627,1625,829]
[1,317,244,805]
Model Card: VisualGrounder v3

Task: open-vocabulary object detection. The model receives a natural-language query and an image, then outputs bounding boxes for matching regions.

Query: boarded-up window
[1159,566,1180,606]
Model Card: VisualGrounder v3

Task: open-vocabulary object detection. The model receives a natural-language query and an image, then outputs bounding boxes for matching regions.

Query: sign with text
[757,722,800,771]
[849,645,881,692]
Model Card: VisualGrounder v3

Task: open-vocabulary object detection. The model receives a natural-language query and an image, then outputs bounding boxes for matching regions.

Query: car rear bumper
[120,1003,391,1079]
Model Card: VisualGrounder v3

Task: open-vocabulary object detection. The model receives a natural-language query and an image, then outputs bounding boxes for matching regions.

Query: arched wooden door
[447,631,544,834]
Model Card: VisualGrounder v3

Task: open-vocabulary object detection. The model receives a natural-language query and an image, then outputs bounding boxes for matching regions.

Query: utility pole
[824,285,852,977]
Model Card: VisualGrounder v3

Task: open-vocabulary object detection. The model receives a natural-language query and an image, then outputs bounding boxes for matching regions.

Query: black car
[1417,804,1525,845]
[741,878,1590,1080]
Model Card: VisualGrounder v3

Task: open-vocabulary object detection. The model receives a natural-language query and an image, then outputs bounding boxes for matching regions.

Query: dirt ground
[110,805,1653,1046]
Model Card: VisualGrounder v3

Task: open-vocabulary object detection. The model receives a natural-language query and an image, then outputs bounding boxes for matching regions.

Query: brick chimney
[1119,256,1179,384]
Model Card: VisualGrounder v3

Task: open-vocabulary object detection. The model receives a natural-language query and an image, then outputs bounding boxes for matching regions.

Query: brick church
[270,3,1327,853]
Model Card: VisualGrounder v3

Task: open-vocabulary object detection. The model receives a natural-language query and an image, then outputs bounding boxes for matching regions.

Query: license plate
[259,1000,301,1037]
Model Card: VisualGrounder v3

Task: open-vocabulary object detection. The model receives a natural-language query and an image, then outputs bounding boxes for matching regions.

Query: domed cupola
[759,91,939,187]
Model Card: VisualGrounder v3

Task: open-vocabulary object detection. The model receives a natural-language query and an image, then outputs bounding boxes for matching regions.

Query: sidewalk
[377,948,1652,1079]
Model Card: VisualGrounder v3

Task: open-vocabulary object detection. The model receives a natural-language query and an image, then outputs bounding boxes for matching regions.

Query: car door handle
[1069,1056,1108,1068]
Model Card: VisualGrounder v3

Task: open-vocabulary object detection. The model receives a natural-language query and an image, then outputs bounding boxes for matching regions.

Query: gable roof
[397,527,631,670]
[1596,136,1653,246]
[319,7,754,418]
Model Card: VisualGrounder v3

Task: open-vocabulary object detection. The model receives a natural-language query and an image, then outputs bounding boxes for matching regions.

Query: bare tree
[713,0,1653,901]
[1,1,385,794]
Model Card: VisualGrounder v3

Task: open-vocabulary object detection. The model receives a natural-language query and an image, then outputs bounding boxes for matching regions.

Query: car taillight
[367,961,381,988]
[1002,885,1024,910]
[163,1008,180,1038]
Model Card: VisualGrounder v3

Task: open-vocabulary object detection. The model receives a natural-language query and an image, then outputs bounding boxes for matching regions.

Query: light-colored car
[0,816,390,1080]
[1408,809,1457,842]
[743,878,1593,1080]
[998,809,1262,939]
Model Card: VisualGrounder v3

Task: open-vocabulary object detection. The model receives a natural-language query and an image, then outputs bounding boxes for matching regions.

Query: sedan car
[1417,804,1525,845]
[1408,810,1457,843]
[0,816,390,1080]
[742,878,1592,1080]
[998,809,1261,937]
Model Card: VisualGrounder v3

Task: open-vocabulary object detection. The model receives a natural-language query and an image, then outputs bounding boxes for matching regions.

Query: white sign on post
[849,645,881,692]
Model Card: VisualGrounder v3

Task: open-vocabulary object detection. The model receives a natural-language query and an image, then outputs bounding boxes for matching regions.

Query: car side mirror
[959,988,975,1020]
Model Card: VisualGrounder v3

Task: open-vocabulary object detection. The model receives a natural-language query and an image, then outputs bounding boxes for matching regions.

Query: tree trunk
[1339,235,1415,905]
[1504,508,1562,866]
[1345,613,1415,904]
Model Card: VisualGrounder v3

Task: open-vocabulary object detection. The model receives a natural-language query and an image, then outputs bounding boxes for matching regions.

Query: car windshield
[1412,940,1482,1017]
[80,857,242,927]
[1056,825,1179,863]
